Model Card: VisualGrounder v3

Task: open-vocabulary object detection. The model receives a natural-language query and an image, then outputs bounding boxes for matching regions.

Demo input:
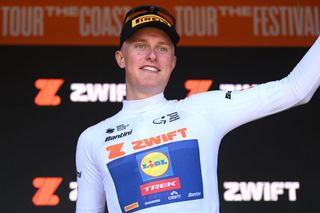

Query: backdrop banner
[0,0,319,46]
[1,1,320,213]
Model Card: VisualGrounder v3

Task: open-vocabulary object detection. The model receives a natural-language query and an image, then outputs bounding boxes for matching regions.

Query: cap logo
[131,14,171,28]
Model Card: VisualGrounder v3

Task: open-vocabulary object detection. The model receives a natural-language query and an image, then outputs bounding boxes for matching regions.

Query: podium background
[1,1,320,212]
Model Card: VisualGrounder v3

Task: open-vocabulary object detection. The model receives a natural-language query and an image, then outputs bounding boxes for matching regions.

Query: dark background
[1,45,319,212]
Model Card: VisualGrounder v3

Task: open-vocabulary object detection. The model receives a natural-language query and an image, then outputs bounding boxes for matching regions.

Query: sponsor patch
[137,147,173,181]
[132,14,171,28]
[124,202,139,212]
[107,139,203,213]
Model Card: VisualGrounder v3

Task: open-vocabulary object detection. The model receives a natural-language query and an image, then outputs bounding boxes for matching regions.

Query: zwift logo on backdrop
[34,79,64,106]
[34,78,126,106]
[34,78,257,106]
[31,177,300,207]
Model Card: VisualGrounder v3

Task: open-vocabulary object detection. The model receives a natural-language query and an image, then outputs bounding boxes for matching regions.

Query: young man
[76,5,320,213]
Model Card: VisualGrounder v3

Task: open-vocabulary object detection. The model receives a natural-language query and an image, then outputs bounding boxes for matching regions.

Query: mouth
[140,65,160,72]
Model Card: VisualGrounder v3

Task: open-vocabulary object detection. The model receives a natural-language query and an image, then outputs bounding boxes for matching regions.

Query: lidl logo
[136,147,173,182]
[141,152,169,177]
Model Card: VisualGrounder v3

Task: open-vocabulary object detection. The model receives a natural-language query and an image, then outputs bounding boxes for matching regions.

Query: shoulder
[177,90,227,107]
[77,112,122,148]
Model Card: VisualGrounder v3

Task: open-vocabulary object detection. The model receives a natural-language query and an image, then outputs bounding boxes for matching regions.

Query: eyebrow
[129,38,171,46]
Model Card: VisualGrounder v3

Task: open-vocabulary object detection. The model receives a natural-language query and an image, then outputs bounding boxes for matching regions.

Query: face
[115,27,177,100]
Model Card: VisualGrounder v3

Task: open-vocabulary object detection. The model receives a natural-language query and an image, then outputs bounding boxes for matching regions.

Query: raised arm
[219,36,320,133]
[184,36,320,135]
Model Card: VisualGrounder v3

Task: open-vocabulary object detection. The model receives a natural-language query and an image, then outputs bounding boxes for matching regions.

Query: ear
[115,50,125,69]
[171,55,177,71]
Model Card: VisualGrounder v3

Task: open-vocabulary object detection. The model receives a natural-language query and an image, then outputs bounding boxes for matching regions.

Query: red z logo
[32,177,63,206]
[184,79,213,97]
[34,79,64,106]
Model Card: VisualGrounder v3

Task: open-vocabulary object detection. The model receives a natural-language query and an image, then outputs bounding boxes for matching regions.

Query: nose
[145,48,157,61]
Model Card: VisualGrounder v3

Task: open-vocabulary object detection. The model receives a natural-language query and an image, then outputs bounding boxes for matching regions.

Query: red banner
[0,0,319,46]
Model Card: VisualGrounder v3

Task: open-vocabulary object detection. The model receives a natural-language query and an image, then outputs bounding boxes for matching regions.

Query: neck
[125,88,164,100]
[121,93,166,113]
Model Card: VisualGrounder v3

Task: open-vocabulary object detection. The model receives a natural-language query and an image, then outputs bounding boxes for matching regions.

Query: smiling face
[115,27,177,100]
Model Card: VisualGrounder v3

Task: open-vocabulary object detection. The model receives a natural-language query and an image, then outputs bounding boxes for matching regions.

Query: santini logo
[105,130,133,142]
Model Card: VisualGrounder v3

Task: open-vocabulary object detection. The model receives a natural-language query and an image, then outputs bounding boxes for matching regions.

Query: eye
[134,42,146,50]
[157,46,168,53]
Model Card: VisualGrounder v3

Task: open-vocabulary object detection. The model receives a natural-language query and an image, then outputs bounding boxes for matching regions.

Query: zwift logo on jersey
[136,147,173,182]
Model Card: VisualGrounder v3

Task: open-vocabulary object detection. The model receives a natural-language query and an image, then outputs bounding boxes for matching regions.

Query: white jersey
[76,36,320,213]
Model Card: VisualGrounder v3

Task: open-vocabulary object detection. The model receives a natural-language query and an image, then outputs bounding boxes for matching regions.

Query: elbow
[285,78,315,106]
[298,95,312,105]
[293,93,312,106]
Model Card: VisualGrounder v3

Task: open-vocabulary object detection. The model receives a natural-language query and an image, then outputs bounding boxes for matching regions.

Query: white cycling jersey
[76,36,320,213]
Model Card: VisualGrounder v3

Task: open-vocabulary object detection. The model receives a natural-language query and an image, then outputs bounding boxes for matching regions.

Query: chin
[140,80,160,87]
[141,83,163,92]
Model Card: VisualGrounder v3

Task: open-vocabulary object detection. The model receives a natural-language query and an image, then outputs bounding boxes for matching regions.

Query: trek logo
[153,112,180,124]
[105,129,133,142]
[32,177,63,206]
[34,79,64,106]
[140,177,181,196]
